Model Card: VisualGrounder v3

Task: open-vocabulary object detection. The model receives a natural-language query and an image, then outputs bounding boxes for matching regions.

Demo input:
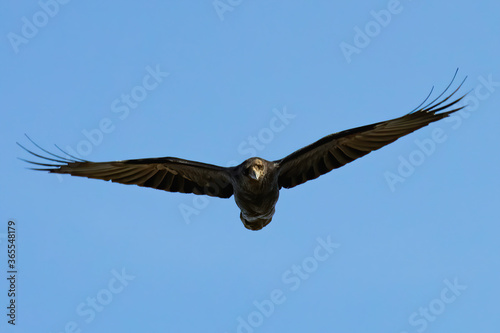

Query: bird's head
[245,158,265,181]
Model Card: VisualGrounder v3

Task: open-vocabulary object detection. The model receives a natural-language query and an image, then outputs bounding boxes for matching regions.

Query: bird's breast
[233,186,280,220]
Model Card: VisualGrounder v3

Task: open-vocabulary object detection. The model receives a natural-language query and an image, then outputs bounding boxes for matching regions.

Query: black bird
[19,75,467,230]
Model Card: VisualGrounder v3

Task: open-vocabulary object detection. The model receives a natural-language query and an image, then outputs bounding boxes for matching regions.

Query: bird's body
[230,158,280,230]
[19,74,467,230]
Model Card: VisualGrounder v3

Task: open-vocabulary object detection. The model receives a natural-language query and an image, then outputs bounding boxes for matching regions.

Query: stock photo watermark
[399,278,467,333]
[384,73,499,192]
[54,268,135,333]
[340,0,408,64]
[225,235,340,333]
[7,0,71,54]
[5,220,17,325]
[60,64,169,160]
[178,106,296,224]
[213,0,244,21]
[47,64,168,183]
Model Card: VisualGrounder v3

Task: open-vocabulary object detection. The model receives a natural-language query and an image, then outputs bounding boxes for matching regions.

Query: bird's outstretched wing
[18,139,234,198]
[275,74,467,189]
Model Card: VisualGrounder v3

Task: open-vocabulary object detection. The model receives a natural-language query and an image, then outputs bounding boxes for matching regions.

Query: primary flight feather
[19,74,467,230]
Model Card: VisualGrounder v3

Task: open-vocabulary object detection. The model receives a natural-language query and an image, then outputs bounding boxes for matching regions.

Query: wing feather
[18,141,234,198]
[276,76,467,189]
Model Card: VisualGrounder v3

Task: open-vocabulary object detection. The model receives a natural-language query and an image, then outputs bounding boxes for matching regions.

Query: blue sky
[1,1,499,332]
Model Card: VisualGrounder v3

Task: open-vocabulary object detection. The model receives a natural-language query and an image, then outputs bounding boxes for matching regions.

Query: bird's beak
[249,166,262,180]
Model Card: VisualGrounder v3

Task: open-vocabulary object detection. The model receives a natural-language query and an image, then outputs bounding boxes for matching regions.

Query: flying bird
[19,74,467,230]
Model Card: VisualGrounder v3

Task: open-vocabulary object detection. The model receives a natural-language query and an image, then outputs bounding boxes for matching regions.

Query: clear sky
[1,1,499,332]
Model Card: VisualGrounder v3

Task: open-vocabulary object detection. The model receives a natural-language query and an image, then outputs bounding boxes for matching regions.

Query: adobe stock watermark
[340,0,407,64]
[225,236,340,333]
[399,278,467,333]
[7,0,71,54]
[61,64,169,160]
[384,73,499,192]
[53,268,135,333]
[213,0,244,21]
[178,106,296,225]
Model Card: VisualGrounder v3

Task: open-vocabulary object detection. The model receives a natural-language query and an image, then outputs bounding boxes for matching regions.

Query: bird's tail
[240,213,272,231]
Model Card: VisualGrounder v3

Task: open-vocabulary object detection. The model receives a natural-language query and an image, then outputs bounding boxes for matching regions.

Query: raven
[19,75,467,230]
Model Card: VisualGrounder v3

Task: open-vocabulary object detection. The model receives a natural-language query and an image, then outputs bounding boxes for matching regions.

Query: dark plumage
[19,75,467,230]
